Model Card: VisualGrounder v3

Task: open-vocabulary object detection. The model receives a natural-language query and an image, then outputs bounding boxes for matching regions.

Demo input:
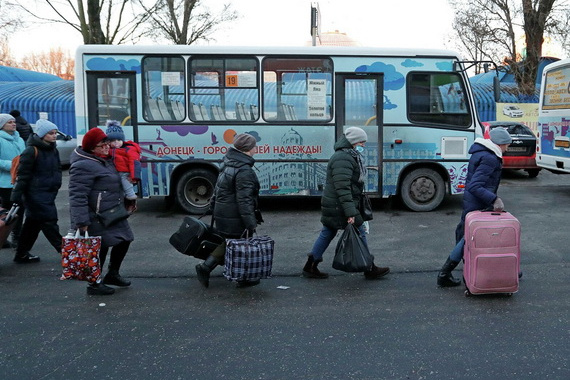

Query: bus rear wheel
[175,169,218,214]
[400,168,445,212]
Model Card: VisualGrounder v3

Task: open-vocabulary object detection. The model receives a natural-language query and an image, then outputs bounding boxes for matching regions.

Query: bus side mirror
[493,76,501,102]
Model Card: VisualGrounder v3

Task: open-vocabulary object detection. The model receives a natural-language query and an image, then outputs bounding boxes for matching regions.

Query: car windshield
[492,124,533,136]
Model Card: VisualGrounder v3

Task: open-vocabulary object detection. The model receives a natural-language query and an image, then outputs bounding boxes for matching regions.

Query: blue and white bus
[537,58,570,173]
[74,45,483,213]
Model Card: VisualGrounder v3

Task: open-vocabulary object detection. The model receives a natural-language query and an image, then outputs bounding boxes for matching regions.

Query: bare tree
[449,0,561,94]
[21,48,75,79]
[138,0,238,45]
[14,0,151,44]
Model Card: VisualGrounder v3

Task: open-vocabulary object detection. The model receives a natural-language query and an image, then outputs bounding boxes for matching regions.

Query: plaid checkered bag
[223,235,274,282]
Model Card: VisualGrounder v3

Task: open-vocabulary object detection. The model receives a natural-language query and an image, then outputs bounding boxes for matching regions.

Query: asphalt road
[1,169,569,380]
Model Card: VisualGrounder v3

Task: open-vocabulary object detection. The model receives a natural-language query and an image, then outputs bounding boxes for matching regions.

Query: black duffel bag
[169,216,224,260]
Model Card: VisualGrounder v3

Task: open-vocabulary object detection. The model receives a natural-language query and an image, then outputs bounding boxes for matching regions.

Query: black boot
[196,255,219,288]
[103,269,131,287]
[87,282,115,295]
[437,258,461,287]
[13,252,40,263]
[302,255,329,279]
[364,263,390,279]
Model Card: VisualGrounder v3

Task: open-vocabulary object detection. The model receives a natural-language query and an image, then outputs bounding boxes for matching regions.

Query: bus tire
[400,168,445,212]
[175,168,218,214]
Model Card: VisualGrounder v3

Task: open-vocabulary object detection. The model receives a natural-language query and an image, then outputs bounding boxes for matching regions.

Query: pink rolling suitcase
[463,210,520,296]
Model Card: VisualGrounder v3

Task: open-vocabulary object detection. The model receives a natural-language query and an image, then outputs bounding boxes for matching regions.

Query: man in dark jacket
[9,110,33,143]
[437,127,512,287]
[302,127,390,280]
[195,133,262,288]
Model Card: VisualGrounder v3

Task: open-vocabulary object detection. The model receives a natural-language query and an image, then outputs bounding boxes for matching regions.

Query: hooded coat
[11,134,62,220]
[212,147,260,238]
[455,138,504,242]
[69,147,134,247]
[320,135,364,229]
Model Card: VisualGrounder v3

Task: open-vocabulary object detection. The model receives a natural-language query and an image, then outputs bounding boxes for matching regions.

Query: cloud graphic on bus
[86,57,142,73]
[161,125,208,137]
[355,62,404,91]
[401,59,424,68]
[436,61,453,71]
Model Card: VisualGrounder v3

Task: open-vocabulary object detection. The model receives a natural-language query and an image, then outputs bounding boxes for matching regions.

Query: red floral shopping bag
[60,230,102,282]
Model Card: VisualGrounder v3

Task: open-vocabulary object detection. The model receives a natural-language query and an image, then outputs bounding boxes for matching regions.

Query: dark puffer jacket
[69,147,134,247]
[212,147,260,238]
[462,140,502,213]
[320,135,364,229]
[11,134,62,221]
[455,139,503,242]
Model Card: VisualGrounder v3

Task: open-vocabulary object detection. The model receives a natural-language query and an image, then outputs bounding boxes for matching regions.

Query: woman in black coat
[69,128,135,296]
[195,133,262,288]
[302,127,390,280]
[11,119,62,263]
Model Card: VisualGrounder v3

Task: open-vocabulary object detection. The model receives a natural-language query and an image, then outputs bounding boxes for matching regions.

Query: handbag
[359,194,373,221]
[169,215,224,259]
[332,224,374,272]
[60,230,102,282]
[97,203,130,227]
[224,232,274,282]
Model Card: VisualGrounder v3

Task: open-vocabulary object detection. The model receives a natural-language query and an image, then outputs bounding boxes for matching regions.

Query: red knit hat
[82,128,108,152]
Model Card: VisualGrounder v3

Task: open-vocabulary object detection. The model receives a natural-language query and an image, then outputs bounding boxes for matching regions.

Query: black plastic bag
[332,224,374,272]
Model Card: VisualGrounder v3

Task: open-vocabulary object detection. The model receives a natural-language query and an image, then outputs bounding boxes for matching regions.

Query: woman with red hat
[68,127,135,296]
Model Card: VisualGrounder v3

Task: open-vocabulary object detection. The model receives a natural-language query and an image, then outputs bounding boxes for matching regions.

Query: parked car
[502,105,524,118]
[54,130,76,166]
[482,121,541,178]
[31,125,77,166]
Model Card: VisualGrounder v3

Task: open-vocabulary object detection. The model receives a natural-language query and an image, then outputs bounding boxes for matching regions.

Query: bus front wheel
[400,168,445,212]
[175,169,218,214]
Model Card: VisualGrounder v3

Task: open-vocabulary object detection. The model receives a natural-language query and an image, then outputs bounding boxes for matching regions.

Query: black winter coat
[320,135,364,229]
[11,134,62,221]
[69,147,134,247]
[15,115,32,143]
[212,147,260,238]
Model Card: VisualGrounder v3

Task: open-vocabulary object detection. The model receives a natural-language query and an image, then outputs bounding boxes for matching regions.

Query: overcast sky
[9,0,458,59]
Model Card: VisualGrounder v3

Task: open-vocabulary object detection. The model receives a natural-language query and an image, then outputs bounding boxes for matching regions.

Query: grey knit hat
[0,113,15,128]
[344,127,368,144]
[233,133,256,152]
[35,119,58,138]
[490,127,512,145]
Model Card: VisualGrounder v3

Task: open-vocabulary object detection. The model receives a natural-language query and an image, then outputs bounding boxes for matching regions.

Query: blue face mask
[355,145,365,154]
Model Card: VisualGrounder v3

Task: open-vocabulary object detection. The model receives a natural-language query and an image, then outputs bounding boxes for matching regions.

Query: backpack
[10,146,38,185]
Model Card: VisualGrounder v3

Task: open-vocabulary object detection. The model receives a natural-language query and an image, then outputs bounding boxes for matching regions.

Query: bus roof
[75,44,462,59]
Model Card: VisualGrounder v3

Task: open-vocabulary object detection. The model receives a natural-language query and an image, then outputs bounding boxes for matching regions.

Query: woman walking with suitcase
[437,127,511,287]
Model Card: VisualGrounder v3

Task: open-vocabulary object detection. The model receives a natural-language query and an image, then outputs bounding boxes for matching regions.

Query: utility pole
[310,2,321,46]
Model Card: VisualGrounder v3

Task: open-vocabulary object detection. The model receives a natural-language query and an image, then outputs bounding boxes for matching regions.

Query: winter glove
[493,197,504,212]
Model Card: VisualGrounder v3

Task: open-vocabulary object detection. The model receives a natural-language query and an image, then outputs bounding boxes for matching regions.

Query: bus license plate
[555,140,570,148]
[507,147,526,152]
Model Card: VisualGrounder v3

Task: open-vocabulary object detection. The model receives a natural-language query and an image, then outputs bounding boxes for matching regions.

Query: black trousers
[0,187,24,241]
[99,240,130,272]
[16,218,62,255]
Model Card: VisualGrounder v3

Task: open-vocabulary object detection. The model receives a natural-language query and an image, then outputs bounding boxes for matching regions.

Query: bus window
[142,56,186,122]
[407,72,470,127]
[189,57,259,122]
[262,57,333,122]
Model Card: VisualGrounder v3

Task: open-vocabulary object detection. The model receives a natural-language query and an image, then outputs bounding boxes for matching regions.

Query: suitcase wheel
[464,289,472,297]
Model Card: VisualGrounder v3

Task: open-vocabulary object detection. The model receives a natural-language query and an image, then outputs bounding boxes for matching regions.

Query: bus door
[335,73,384,194]
[86,72,137,139]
